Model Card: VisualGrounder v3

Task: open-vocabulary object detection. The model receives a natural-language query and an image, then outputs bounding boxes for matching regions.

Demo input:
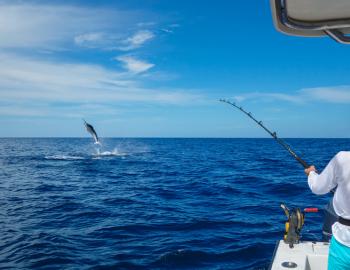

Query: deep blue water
[0,138,349,269]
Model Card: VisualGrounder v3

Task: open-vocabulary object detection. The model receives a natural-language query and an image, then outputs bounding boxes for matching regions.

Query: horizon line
[0,137,349,139]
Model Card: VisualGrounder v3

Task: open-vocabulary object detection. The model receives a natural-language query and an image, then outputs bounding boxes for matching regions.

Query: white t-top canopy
[270,0,350,44]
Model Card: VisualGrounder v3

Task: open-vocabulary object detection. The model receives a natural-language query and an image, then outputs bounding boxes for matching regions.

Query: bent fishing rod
[220,99,310,169]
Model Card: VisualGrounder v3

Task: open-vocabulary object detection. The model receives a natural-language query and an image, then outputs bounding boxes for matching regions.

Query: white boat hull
[270,240,329,270]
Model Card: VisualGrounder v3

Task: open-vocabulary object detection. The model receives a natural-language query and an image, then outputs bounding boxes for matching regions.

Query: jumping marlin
[83,119,100,145]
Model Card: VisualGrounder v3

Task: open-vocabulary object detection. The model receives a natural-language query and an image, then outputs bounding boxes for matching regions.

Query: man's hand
[305,165,316,176]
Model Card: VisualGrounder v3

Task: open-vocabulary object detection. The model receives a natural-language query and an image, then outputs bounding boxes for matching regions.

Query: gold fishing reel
[280,204,319,248]
[281,204,305,248]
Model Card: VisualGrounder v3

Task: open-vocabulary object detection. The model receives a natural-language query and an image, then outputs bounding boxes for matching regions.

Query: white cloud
[117,55,154,73]
[232,92,303,104]
[119,30,155,51]
[161,28,173,34]
[300,86,350,103]
[74,32,109,48]
[0,54,200,118]
[231,86,350,105]
[0,103,122,118]
[0,2,193,120]
[161,23,180,34]
[137,22,156,27]
[0,2,142,50]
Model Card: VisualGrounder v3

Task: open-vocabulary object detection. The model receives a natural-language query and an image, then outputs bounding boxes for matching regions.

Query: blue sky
[0,0,349,138]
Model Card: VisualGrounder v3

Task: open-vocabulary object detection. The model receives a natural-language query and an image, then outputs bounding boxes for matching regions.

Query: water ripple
[0,138,347,269]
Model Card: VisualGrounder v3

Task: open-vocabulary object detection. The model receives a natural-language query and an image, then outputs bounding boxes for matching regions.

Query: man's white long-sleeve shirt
[308,151,350,247]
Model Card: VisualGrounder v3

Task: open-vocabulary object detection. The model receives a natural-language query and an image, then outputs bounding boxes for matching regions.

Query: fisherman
[305,151,350,269]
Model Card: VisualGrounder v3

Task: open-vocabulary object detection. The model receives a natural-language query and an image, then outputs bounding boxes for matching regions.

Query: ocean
[0,138,348,269]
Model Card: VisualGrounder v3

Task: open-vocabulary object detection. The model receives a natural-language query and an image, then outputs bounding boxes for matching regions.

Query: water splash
[94,147,127,157]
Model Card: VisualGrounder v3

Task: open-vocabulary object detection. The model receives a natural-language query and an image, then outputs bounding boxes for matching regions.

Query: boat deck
[270,240,329,270]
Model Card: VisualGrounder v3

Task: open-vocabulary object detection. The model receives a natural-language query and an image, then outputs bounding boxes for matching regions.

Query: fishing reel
[281,204,318,248]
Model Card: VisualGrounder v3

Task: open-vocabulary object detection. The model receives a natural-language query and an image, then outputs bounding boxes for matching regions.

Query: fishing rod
[220,99,310,169]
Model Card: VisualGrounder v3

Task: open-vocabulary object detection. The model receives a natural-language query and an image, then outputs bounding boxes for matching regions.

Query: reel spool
[281,204,318,248]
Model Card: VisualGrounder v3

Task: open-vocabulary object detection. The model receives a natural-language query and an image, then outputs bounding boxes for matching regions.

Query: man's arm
[305,154,338,195]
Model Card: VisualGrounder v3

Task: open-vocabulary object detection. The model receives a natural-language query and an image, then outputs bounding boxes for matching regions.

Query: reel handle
[304,208,318,213]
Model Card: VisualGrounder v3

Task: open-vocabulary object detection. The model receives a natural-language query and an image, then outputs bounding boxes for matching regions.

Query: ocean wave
[1,138,344,269]
[44,155,85,160]
[154,243,272,269]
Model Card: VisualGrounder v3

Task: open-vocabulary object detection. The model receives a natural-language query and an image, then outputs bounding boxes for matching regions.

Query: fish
[83,119,100,145]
